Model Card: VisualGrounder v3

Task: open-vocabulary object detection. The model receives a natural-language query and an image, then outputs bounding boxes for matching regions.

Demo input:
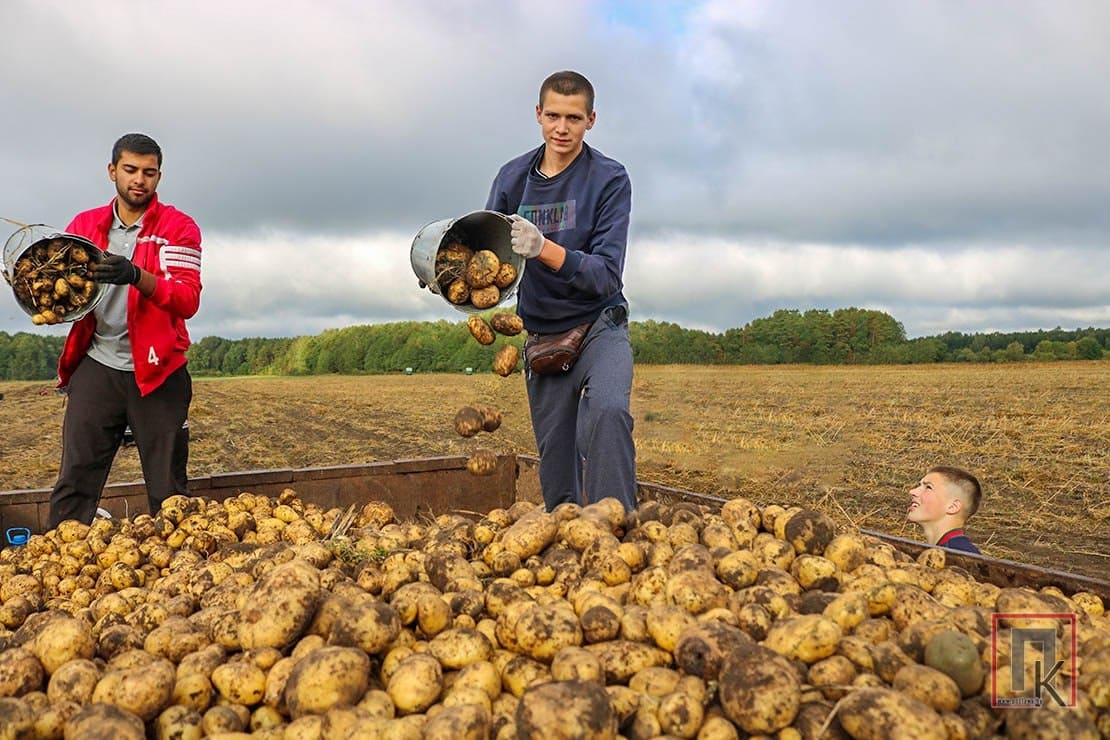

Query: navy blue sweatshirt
[485,143,632,334]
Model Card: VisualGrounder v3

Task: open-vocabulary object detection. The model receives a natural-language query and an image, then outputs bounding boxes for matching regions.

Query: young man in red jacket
[49,133,202,527]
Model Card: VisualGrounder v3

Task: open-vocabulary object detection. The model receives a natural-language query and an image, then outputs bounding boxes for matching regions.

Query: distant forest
[0,308,1106,380]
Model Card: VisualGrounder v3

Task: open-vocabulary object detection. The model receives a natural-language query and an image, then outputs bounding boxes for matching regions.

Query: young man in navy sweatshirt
[485,70,636,513]
[907,465,983,554]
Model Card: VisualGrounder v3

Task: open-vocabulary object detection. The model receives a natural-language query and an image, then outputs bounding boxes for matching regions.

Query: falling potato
[493,344,520,377]
[490,312,524,336]
[454,407,484,438]
[467,315,495,346]
[477,406,502,433]
[466,448,498,476]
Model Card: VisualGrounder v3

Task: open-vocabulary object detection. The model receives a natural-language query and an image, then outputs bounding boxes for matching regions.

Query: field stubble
[1,362,1106,579]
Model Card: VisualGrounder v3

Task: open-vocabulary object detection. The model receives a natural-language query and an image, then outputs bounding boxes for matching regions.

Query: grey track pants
[49,357,191,527]
[525,304,637,512]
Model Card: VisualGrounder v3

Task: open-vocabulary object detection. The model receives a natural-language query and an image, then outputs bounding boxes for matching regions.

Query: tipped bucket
[3,224,105,325]
[410,210,524,313]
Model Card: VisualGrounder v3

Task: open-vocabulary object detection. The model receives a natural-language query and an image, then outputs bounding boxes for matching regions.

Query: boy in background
[907,465,982,554]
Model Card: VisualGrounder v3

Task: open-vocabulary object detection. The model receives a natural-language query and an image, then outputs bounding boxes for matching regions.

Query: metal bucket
[3,223,105,325]
[410,210,524,313]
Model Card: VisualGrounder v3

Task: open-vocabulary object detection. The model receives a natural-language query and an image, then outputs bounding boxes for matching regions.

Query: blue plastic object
[6,527,30,546]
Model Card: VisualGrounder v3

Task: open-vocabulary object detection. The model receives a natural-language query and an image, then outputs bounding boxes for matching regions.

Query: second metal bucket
[410,210,524,313]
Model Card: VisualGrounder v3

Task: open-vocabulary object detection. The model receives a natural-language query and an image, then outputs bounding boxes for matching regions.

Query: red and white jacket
[57,194,202,396]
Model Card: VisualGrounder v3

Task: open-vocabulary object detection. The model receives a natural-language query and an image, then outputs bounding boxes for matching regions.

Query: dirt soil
[1,362,1106,579]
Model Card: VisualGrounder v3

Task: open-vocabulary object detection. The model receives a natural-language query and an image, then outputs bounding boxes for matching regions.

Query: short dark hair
[539,71,595,114]
[929,465,982,516]
[112,133,162,167]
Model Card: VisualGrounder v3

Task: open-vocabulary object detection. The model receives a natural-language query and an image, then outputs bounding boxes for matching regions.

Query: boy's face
[535,91,595,160]
[907,472,956,524]
[109,150,161,210]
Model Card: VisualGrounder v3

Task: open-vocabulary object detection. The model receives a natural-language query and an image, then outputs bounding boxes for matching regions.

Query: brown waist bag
[524,322,593,375]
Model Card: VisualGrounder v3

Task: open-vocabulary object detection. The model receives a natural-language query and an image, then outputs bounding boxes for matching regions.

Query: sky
[1,0,1107,341]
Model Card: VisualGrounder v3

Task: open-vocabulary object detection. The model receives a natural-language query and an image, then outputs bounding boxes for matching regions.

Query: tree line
[0,308,1105,380]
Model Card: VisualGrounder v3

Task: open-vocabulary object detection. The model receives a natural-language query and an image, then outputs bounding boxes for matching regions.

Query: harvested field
[1,362,1107,579]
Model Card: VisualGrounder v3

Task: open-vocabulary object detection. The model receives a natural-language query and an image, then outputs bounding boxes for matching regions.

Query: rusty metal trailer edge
[1,454,1106,601]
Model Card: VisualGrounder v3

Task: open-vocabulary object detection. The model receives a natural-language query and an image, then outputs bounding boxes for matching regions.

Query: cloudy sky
[2,0,1107,341]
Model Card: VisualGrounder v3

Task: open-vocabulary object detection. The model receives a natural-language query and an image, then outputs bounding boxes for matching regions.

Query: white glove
[509,214,545,259]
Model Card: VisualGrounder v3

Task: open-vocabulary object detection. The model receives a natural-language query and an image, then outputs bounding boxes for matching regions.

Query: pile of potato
[0,488,1107,739]
[435,242,517,311]
[5,237,100,325]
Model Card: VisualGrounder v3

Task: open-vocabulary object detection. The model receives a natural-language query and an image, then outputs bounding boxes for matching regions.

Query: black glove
[90,252,141,285]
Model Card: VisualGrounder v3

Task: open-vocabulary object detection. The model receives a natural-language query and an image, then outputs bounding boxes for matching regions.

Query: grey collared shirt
[87,205,141,371]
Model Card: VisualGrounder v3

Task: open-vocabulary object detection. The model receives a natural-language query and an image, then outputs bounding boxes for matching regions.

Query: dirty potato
[465,250,501,288]
[493,344,520,376]
[467,315,496,345]
[454,407,485,438]
[478,406,502,433]
[466,449,498,477]
[435,242,474,290]
[446,278,471,305]
[493,262,517,289]
[470,285,501,309]
[490,312,524,336]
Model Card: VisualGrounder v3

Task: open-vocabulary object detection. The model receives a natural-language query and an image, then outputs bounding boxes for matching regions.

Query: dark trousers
[526,304,637,512]
[49,357,191,527]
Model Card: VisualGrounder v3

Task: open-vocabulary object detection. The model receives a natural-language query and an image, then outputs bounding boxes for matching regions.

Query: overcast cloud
[2,0,1107,340]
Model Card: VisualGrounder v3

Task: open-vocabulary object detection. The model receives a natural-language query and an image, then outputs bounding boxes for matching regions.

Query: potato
[493,344,519,376]
[762,614,842,664]
[583,640,671,684]
[428,628,494,669]
[435,242,474,290]
[478,405,502,433]
[64,702,146,739]
[454,407,485,438]
[658,690,704,738]
[155,705,203,740]
[515,603,582,661]
[47,658,100,704]
[673,621,752,680]
[0,697,32,737]
[492,262,517,290]
[490,312,524,336]
[783,509,836,555]
[470,285,501,309]
[515,680,617,740]
[892,664,962,713]
[496,510,558,560]
[549,647,603,684]
[387,653,443,714]
[284,645,370,718]
[446,279,471,305]
[467,449,498,477]
[211,660,267,706]
[465,250,501,288]
[836,688,946,740]
[718,644,801,734]
[327,598,402,656]
[422,702,491,740]
[237,559,321,651]
[467,316,496,345]
[31,616,95,674]
[924,630,985,697]
[645,604,696,653]
[0,647,44,697]
[91,654,175,721]
[34,699,80,739]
